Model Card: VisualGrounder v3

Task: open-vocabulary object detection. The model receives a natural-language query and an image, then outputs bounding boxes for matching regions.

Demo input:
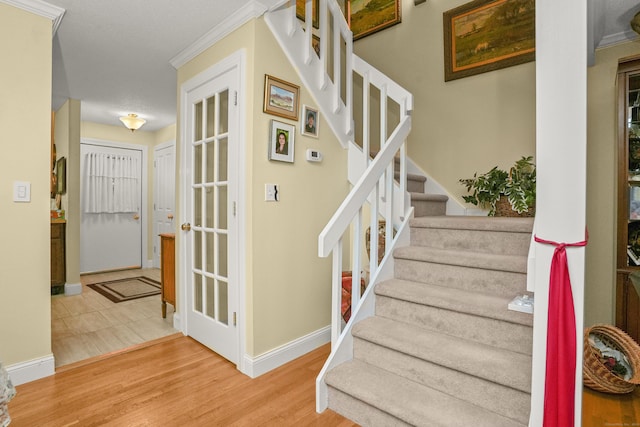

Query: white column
[530,0,587,426]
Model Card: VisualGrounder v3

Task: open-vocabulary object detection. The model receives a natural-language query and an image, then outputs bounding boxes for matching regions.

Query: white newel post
[530,0,587,426]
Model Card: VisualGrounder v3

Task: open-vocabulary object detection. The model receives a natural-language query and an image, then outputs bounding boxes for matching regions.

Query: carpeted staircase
[398,159,448,217]
[325,215,534,426]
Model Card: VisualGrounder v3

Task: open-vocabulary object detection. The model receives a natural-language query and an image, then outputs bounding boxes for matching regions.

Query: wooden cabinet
[160,233,175,318]
[51,221,66,294]
[616,55,640,343]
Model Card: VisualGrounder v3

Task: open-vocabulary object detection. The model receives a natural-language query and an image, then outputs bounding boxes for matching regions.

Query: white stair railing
[264,0,413,413]
[265,0,353,147]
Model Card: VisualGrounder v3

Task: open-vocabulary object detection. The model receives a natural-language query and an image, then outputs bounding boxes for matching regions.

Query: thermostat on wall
[306,149,322,162]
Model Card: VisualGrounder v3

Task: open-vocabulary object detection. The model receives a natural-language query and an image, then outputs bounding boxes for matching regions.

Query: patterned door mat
[87,276,161,303]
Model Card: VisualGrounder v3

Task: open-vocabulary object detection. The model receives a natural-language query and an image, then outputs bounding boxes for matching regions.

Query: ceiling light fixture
[632,11,640,35]
[119,113,146,132]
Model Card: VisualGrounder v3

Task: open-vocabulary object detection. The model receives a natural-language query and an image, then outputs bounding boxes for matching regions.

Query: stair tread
[326,359,526,427]
[410,215,534,232]
[410,192,449,201]
[396,171,427,182]
[394,245,528,273]
[352,316,532,393]
[376,278,533,327]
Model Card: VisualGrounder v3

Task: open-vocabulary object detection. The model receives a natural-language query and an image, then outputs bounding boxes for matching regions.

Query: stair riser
[376,296,533,356]
[353,339,531,425]
[328,387,411,427]
[412,199,447,217]
[410,228,531,256]
[406,177,425,193]
[394,258,527,296]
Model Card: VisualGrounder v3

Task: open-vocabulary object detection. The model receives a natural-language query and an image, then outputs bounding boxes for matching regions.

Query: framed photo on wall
[56,157,66,194]
[263,75,300,121]
[296,0,319,28]
[443,0,535,82]
[312,35,320,58]
[301,105,319,138]
[269,120,295,163]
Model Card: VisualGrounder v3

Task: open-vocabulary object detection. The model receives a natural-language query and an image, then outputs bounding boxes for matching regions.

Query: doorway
[153,141,176,268]
[80,140,148,273]
[51,139,172,368]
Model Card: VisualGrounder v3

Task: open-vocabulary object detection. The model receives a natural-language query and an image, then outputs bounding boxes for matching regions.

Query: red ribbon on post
[534,234,587,427]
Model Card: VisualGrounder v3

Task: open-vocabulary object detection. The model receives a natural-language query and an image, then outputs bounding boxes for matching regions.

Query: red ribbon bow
[534,234,587,427]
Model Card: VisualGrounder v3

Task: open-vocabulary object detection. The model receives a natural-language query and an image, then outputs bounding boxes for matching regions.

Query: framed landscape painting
[350,0,401,41]
[296,0,319,28]
[443,0,535,82]
[263,75,300,121]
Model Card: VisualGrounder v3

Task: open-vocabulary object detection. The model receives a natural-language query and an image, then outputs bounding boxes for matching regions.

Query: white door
[183,65,239,363]
[153,142,176,268]
[80,143,144,273]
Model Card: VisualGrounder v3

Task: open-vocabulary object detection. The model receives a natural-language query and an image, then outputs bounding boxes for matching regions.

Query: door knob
[168,214,174,220]
[133,214,140,220]
[181,222,191,231]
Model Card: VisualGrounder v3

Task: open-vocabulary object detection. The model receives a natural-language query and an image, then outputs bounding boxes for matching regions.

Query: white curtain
[84,152,139,213]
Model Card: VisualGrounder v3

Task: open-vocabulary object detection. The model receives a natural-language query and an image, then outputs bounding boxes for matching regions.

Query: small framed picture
[296,0,319,29]
[301,105,319,138]
[56,157,66,194]
[264,75,300,121]
[269,120,295,163]
[312,35,320,58]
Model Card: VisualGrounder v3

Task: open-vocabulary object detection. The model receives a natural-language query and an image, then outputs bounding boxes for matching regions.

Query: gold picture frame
[443,0,535,82]
[349,0,401,41]
[263,75,300,121]
[56,157,66,194]
[296,0,319,29]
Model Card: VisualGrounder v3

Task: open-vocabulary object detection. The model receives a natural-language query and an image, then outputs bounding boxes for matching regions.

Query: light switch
[13,181,31,202]
[265,184,278,202]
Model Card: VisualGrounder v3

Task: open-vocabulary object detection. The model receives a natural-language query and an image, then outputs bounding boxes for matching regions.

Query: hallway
[51,268,177,367]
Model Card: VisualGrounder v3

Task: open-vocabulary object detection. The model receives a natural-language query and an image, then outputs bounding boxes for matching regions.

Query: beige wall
[178,18,350,357]
[0,4,52,365]
[353,0,536,200]
[53,99,81,286]
[585,41,640,325]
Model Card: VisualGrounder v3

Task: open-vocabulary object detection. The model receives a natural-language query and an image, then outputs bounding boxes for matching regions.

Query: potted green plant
[459,156,536,216]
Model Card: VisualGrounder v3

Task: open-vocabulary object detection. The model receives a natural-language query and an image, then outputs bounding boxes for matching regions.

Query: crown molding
[597,29,639,49]
[170,0,269,69]
[0,0,65,35]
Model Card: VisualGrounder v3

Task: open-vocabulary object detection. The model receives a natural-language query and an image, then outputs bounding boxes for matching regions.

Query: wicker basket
[494,195,535,217]
[583,325,640,394]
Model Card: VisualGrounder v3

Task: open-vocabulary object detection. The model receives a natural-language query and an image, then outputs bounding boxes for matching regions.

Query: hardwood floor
[52,268,177,367]
[43,269,640,425]
[582,386,640,427]
[8,336,356,426]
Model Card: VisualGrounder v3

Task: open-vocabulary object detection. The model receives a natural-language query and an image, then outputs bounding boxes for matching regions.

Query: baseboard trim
[172,313,182,331]
[242,326,330,378]
[65,282,82,296]
[6,354,55,386]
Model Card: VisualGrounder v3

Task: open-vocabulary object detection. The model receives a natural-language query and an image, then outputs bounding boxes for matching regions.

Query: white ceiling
[39,0,640,132]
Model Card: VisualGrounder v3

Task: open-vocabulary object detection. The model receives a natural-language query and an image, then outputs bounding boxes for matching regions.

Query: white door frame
[80,138,149,271]
[178,49,247,373]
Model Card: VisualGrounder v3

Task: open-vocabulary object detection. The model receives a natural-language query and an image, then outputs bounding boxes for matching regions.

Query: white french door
[183,59,240,364]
